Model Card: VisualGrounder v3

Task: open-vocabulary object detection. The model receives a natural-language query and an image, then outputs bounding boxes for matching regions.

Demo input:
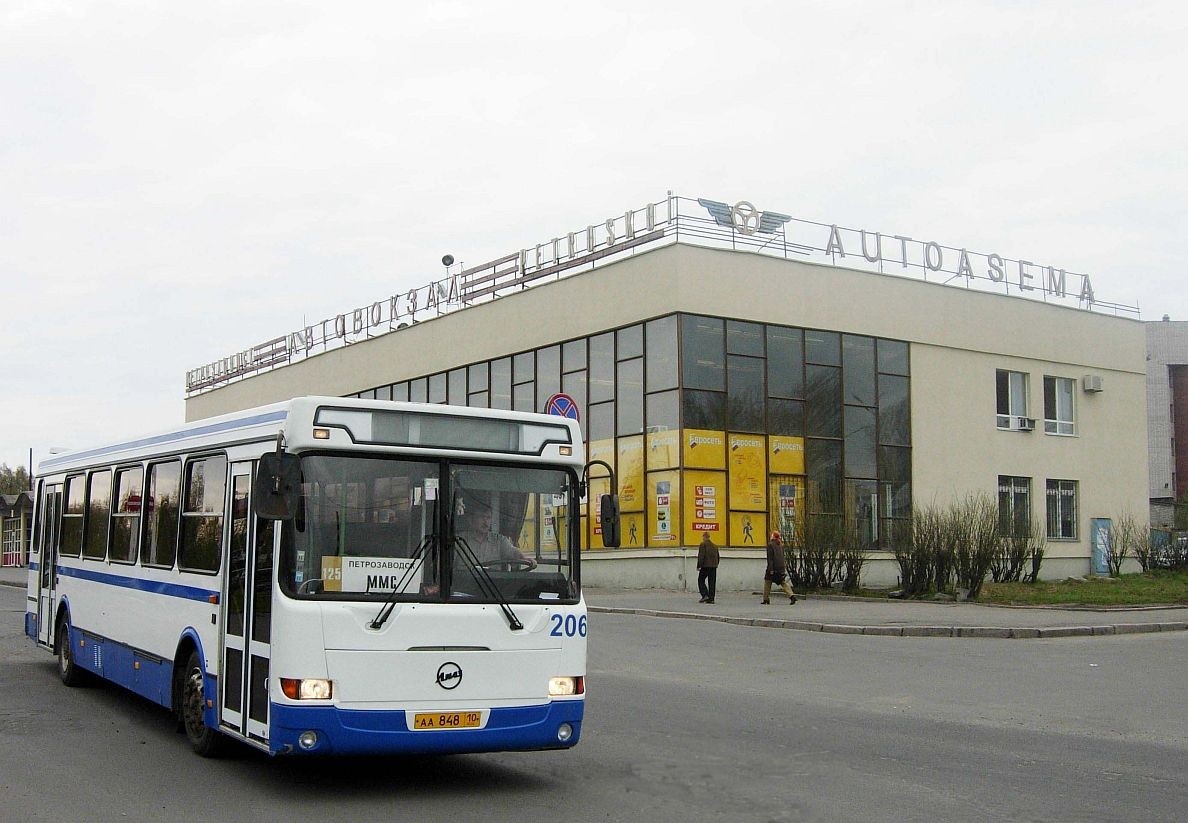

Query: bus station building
[184,194,1148,590]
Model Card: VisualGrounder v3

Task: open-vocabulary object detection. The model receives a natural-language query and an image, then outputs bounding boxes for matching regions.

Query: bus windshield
[278,454,579,604]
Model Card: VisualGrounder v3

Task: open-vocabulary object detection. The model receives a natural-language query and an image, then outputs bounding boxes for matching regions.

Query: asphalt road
[2,584,1185,822]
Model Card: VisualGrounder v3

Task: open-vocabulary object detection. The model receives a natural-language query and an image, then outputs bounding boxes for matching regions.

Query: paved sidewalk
[6,565,1186,639]
[585,587,1188,639]
[0,566,27,589]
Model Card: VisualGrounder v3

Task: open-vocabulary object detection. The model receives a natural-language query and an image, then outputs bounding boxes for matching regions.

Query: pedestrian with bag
[763,531,797,605]
[696,533,720,604]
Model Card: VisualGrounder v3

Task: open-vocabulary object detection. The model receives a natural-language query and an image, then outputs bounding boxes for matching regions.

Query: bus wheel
[182,650,225,757]
[57,617,83,687]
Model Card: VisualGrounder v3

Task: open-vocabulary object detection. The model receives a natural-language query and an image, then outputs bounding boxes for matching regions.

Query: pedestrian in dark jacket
[763,531,797,605]
[696,534,720,604]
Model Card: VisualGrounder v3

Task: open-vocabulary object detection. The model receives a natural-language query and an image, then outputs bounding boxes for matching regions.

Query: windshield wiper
[370,533,436,630]
[454,536,524,631]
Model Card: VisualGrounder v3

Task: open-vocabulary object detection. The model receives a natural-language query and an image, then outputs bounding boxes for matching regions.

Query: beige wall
[186,242,1147,584]
[911,344,1147,572]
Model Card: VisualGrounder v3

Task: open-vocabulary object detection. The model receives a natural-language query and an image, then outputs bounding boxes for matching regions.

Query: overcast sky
[3,1,1186,474]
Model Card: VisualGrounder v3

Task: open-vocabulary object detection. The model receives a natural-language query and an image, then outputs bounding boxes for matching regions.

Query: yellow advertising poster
[730,511,766,548]
[647,470,680,546]
[620,512,645,548]
[587,475,612,550]
[683,428,726,470]
[769,435,806,475]
[646,428,680,472]
[588,439,616,475]
[617,435,645,513]
[586,437,616,550]
[683,469,726,541]
[518,503,538,548]
[523,494,563,554]
[728,433,767,511]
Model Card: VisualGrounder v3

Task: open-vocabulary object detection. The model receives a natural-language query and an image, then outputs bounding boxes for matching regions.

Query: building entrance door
[768,476,804,543]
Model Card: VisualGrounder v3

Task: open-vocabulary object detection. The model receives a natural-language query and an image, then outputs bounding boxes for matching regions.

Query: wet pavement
[4,564,1186,639]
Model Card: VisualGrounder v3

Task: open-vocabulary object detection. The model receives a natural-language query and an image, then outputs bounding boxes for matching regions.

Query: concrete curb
[587,605,1188,639]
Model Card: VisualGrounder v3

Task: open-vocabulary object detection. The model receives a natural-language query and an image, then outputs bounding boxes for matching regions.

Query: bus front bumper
[269,699,584,756]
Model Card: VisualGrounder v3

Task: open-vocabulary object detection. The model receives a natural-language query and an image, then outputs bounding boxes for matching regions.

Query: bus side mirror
[254,453,301,520]
[599,494,621,548]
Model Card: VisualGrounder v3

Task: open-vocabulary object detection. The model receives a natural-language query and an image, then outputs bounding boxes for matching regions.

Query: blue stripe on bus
[56,565,218,603]
[269,700,584,756]
[40,409,288,470]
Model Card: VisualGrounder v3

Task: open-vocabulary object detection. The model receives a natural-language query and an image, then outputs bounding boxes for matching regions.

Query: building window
[842,335,876,407]
[617,358,644,435]
[1043,376,1076,435]
[490,358,511,410]
[448,368,467,405]
[563,338,587,373]
[1046,479,1078,539]
[645,315,678,392]
[767,325,804,399]
[727,354,765,432]
[681,315,725,391]
[589,333,615,403]
[995,370,1030,429]
[998,475,1031,537]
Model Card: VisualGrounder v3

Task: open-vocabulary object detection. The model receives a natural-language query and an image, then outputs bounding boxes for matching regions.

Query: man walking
[696,533,720,604]
[763,531,797,605]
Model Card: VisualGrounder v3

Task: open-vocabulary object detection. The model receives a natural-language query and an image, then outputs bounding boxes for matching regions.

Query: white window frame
[1043,376,1076,436]
[1045,479,1078,540]
[996,370,1030,430]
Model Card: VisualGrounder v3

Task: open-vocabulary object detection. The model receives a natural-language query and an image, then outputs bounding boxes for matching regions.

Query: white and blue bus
[25,396,619,756]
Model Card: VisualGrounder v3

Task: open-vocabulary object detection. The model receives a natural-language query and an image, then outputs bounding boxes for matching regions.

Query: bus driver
[457,500,537,571]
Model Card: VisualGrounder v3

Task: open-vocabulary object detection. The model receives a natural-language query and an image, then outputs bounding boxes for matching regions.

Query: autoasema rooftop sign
[186,193,1133,394]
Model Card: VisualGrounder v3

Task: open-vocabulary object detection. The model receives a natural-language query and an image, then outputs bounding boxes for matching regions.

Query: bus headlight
[548,676,584,697]
[280,678,333,700]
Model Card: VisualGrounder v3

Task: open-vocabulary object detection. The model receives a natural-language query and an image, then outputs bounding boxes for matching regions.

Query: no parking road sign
[545,393,580,422]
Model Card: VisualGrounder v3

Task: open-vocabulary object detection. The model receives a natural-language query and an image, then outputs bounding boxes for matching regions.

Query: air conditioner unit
[1016,416,1035,432]
[1082,374,1103,393]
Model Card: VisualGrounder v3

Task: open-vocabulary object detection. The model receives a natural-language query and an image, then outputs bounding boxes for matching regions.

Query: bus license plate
[413,711,482,730]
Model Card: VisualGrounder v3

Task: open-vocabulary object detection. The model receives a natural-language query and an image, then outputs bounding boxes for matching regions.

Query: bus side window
[83,469,112,561]
[60,475,85,558]
[179,455,227,573]
[110,466,143,564]
[143,461,181,568]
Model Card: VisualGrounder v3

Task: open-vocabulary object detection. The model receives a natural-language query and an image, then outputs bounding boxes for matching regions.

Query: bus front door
[36,482,61,647]
[220,462,273,746]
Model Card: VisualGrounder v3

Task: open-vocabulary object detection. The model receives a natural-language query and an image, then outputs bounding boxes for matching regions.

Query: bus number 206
[549,613,587,638]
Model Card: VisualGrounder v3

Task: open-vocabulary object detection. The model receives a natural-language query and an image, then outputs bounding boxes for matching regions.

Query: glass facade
[352,313,911,550]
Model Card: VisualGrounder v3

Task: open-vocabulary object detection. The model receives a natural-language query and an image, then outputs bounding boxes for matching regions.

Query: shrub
[894,507,938,598]
[838,518,867,593]
[1108,515,1138,577]
[1024,530,1047,584]
[952,493,999,600]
